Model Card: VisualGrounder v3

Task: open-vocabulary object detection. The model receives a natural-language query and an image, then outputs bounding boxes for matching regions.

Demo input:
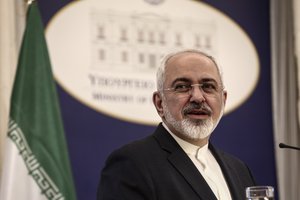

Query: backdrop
[38,0,277,199]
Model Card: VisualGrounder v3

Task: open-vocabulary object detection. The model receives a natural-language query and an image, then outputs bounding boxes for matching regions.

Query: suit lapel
[209,144,244,200]
[153,124,218,200]
[168,150,218,200]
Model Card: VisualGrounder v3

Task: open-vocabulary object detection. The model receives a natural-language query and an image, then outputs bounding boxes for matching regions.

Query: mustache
[183,102,212,115]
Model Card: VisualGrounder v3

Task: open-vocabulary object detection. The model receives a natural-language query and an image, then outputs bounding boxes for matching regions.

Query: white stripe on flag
[0,137,47,200]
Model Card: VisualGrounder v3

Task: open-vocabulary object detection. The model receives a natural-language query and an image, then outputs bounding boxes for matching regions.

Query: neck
[178,134,209,147]
[162,121,210,147]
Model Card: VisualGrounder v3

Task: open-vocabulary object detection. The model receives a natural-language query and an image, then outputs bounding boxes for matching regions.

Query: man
[97,49,256,200]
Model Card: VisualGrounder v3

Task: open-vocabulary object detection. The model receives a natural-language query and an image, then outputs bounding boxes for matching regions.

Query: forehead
[165,52,220,83]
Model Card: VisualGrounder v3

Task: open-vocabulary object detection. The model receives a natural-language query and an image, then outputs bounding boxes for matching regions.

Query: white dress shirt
[163,123,232,200]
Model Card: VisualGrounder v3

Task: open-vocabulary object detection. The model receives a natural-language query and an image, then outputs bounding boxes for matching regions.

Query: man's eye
[201,83,217,91]
[174,84,190,92]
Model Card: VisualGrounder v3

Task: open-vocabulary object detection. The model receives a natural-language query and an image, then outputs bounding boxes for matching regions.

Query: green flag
[0,1,77,200]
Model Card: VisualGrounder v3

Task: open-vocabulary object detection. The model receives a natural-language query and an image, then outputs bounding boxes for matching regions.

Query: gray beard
[162,102,223,140]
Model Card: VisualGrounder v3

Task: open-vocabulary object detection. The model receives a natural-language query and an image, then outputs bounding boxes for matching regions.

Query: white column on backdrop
[0,0,26,177]
[271,0,300,200]
[295,0,300,120]
[293,0,300,199]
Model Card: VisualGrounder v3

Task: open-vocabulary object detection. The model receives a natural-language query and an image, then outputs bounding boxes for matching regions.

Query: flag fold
[0,2,77,200]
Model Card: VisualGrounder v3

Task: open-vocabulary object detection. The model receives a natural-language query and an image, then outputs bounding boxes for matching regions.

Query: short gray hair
[156,49,224,92]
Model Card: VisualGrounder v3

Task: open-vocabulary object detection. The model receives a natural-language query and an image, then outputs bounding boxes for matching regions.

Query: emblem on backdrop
[144,0,165,5]
[46,0,259,125]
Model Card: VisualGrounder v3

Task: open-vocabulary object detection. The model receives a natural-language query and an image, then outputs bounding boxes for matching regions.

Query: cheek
[209,99,224,117]
[165,98,186,117]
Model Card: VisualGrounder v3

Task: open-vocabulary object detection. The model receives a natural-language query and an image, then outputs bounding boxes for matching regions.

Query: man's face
[153,52,227,145]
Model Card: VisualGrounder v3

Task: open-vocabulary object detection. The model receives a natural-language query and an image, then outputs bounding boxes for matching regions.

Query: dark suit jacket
[97,123,255,200]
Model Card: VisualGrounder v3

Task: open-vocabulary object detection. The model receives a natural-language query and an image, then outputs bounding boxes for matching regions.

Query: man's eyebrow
[171,78,191,86]
[171,78,218,84]
[200,78,218,84]
[169,77,219,88]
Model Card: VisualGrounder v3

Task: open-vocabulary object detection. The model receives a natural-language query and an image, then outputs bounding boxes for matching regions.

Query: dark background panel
[38,0,277,199]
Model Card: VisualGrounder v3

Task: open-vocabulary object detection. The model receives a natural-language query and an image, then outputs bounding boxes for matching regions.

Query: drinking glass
[245,186,274,200]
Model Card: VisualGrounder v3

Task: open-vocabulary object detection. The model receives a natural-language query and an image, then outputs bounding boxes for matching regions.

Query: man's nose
[189,85,206,103]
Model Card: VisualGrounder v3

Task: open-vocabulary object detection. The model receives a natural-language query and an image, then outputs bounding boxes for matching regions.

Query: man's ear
[222,90,227,107]
[152,91,164,118]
